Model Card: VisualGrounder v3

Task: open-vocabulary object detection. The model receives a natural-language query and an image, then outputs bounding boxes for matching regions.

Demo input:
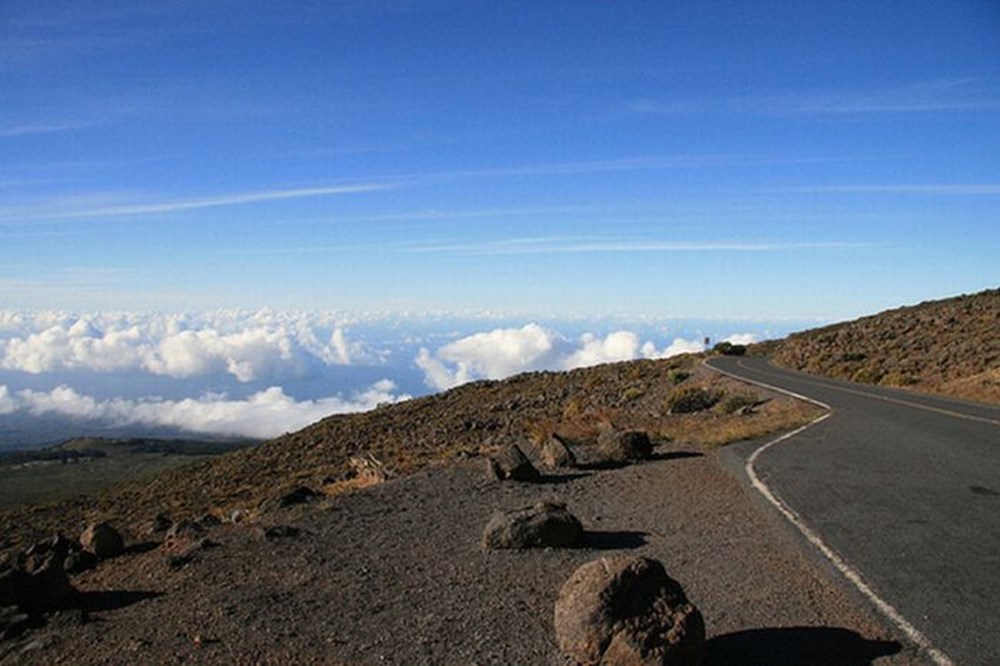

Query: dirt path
[3,444,923,665]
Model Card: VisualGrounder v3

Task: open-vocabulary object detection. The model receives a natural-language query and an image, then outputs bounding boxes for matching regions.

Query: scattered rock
[272,486,322,509]
[540,435,577,469]
[554,556,705,665]
[348,453,391,486]
[197,513,222,528]
[597,430,653,463]
[165,553,194,570]
[482,501,583,549]
[164,538,217,570]
[254,525,302,540]
[485,444,540,482]
[79,522,124,560]
[0,546,76,621]
[62,551,97,576]
[147,514,173,535]
[165,520,204,541]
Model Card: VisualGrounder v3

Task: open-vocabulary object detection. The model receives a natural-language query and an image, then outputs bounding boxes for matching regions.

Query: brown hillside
[0,355,819,554]
[772,288,1000,404]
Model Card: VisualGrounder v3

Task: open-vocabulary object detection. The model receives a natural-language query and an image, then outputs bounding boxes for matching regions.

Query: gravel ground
[3,443,924,665]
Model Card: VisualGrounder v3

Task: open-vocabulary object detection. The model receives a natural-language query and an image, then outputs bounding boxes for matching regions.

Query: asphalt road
[708,356,1000,666]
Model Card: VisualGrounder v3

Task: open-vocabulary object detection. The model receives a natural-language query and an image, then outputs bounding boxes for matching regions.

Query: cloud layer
[415,324,753,390]
[0,310,762,441]
[0,380,407,439]
[0,310,369,381]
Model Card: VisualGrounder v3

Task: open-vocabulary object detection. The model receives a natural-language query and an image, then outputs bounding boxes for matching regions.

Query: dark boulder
[540,435,577,469]
[485,443,540,482]
[597,430,653,463]
[482,501,583,549]
[554,555,705,665]
[79,522,124,560]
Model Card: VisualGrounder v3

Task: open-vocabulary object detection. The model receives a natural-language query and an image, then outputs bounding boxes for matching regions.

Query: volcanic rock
[482,501,583,549]
[540,434,577,469]
[79,522,124,560]
[554,555,705,665]
[485,443,540,482]
[597,430,653,463]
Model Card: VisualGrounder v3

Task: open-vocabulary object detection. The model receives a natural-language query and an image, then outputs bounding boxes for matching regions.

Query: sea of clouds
[0,310,781,446]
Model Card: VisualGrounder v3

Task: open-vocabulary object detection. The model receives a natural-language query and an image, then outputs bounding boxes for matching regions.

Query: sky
[0,1,998,444]
[1,0,997,319]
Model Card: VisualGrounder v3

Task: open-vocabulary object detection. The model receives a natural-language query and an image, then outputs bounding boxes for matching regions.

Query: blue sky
[2,0,998,320]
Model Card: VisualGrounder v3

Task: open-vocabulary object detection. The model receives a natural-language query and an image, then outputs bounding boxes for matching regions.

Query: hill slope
[772,288,1000,404]
[0,355,818,553]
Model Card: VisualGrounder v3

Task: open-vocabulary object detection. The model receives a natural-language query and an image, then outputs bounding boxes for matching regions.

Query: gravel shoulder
[2,440,923,665]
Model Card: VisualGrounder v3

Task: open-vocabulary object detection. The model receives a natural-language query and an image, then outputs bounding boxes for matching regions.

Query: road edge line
[705,358,955,666]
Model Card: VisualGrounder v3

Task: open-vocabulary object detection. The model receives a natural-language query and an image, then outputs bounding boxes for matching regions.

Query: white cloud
[3,381,409,439]
[0,311,371,381]
[414,324,715,389]
[0,385,16,414]
[722,333,758,346]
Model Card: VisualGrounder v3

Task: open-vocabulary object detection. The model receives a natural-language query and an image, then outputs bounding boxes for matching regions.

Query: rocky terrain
[0,355,816,553]
[9,313,988,663]
[772,288,1000,404]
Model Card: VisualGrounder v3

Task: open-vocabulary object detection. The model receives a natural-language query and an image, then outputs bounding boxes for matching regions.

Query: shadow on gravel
[707,626,902,665]
[124,541,159,555]
[77,590,163,613]
[538,472,592,484]
[651,451,704,461]
[578,530,648,550]
[579,451,705,471]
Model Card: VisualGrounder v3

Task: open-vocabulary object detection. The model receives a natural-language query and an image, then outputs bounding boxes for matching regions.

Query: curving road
[707,356,1000,666]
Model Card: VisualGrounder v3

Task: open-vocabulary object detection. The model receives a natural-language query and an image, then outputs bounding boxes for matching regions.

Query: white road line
[705,358,956,666]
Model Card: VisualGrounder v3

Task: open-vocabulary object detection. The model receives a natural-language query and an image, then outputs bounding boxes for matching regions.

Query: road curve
[707,356,1000,666]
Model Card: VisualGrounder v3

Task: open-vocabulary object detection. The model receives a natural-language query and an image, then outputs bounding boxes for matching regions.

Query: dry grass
[772,288,999,405]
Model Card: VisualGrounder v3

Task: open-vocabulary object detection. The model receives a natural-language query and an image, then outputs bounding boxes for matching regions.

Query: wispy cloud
[632,79,1000,116]
[1,183,395,221]
[404,237,879,256]
[0,122,93,138]
[773,184,1000,196]
[382,153,859,183]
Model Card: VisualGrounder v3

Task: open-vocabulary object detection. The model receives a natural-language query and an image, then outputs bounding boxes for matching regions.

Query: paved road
[708,356,1000,666]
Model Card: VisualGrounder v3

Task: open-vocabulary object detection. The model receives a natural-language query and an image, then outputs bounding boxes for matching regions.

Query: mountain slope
[772,288,1000,404]
[0,355,819,553]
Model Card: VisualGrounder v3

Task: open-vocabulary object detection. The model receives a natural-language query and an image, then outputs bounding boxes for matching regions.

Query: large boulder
[597,430,653,463]
[540,435,577,469]
[482,501,583,549]
[554,556,705,666]
[485,443,540,482]
[79,522,124,560]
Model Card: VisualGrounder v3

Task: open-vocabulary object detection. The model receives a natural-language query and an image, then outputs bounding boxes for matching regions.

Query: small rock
[540,435,577,469]
[166,520,205,540]
[482,501,583,549]
[597,430,653,463]
[554,556,705,666]
[274,486,321,508]
[197,513,221,528]
[254,525,301,540]
[486,444,540,482]
[147,514,173,535]
[63,550,98,576]
[79,522,124,560]
[165,553,194,570]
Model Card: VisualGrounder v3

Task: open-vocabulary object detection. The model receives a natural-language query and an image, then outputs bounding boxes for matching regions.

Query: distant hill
[772,289,1000,404]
